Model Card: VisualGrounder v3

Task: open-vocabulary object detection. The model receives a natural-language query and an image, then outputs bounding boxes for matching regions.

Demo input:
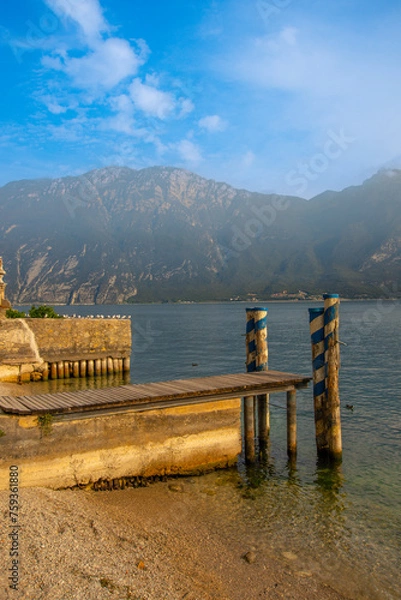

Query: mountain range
[0,166,400,304]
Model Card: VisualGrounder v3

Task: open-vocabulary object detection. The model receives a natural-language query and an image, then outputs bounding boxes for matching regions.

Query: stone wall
[0,318,131,382]
[0,398,241,489]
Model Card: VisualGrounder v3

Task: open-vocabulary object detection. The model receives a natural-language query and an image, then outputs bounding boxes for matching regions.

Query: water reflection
[315,455,344,495]
[13,372,130,396]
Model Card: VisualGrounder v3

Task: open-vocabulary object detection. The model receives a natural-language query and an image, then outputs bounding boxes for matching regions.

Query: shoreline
[11,297,398,308]
[0,481,349,600]
[0,381,388,599]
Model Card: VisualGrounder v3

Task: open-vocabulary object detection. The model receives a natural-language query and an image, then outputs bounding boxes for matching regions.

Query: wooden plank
[15,396,59,412]
[0,396,33,414]
[18,394,74,411]
[53,392,103,408]
[35,393,86,408]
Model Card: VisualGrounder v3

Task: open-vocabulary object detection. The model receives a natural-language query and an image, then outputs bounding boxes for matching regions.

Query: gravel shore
[0,480,350,600]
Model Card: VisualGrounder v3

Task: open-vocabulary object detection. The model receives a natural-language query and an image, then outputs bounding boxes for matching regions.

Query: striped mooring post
[245,307,269,461]
[323,294,342,460]
[308,307,327,452]
[308,295,342,460]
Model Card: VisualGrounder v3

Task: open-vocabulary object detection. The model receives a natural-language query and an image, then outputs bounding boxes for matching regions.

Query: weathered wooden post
[323,294,342,460]
[72,361,80,378]
[245,307,269,461]
[57,361,64,379]
[42,362,49,381]
[308,307,328,453]
[80,360,87,378]
[50,362,58,380]
[244,396,256,461]
[64,361,70,378]
[87,359,94,377]
[287,389,297,456]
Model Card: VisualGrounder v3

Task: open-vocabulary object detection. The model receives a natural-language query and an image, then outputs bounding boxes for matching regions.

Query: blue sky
[1,0,401,197]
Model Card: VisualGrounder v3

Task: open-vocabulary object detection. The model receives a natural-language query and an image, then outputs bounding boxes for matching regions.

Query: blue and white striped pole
[308,307,328,452]
[246,307,268,372]
[323,294,342,459]
[245,307,268,460]
[323,293,340,368]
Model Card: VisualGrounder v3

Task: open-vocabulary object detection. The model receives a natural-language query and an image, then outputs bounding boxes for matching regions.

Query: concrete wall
[0,398,241,489]
[0,318,131,382]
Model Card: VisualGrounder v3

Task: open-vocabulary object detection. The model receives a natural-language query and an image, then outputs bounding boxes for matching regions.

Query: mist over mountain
[0,166,400,304]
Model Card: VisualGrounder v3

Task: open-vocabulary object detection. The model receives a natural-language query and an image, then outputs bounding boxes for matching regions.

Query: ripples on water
[16,301,401,598]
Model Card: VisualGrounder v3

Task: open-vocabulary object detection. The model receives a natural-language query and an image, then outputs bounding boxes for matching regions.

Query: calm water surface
[17,301,401,598]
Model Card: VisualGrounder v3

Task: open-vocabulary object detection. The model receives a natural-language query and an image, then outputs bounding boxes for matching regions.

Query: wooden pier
[0,371,310,476]
[0,371,309,417]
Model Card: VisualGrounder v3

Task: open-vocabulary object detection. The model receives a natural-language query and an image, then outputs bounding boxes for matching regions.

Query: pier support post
[107,357,114,374]
[244,396,256,462]
[287,389,297,456]
[42,363,49,381]
[50,362,58,380]
[87,360,94,377]
[72,361,80,378]
[80,360,87,378]
[95,359,102,376]
[257,394,270,442]
[64,361,70,378]
[123,357,130,372]
[57,361,65,379]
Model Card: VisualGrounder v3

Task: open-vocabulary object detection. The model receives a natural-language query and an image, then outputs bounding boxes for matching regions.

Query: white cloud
[40,96,69,114]
[178,98,195,118]
[43,0,149,92]
[64,37,143,89]
[103,94,136,135]
[38,91,84,115]
[45,0,109,44]
[176,139,202,164]
[198,114,227,132]
[129,78,175,119]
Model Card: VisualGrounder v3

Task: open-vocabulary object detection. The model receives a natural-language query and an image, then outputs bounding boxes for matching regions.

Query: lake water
[16,301,401,598]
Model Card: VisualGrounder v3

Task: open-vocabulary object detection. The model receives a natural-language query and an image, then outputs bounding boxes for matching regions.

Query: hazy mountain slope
[0,166,400,303]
